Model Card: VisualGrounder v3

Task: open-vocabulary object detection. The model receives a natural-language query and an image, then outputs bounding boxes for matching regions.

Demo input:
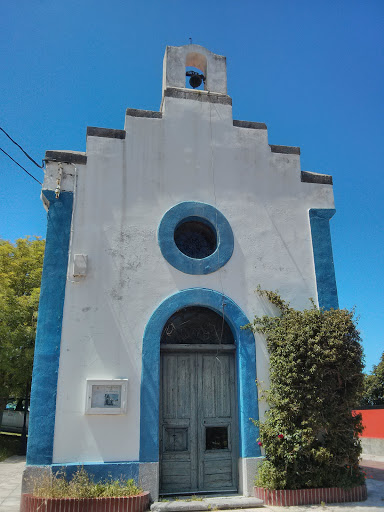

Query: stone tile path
[0,456,25,512]
[361,458,384,482]
[0,455,383,512]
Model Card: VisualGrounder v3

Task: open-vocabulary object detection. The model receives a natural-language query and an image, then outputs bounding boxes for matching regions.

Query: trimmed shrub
[247,289,365,490]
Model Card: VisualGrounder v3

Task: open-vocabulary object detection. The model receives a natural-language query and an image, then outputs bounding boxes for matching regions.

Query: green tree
[361,352,384,406]
[247,289,365,490]
[0,237,45,425]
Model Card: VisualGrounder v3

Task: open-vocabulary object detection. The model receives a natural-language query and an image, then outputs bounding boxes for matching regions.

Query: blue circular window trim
[158,201,234,275]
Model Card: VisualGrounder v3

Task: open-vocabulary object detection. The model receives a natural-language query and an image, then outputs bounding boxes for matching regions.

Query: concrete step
[151,496,264,512]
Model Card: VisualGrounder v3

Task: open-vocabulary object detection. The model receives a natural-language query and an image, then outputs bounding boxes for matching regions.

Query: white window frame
[85,379,128,415]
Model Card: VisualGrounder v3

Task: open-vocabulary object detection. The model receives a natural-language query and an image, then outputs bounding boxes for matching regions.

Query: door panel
[203,458,233,489]
[160,353,197,493]
[198,353,237,491]
[160,350,237,494]
[201,354,231,418]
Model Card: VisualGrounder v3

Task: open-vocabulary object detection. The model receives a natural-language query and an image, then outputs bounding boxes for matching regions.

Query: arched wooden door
[159,307,238,494]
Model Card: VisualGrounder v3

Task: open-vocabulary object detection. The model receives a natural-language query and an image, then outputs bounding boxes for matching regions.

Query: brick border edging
[21,491,150,512]
[254,484,367,506]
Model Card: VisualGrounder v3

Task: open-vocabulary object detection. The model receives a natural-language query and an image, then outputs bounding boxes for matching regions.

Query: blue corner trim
[139,288,261,462]
[52,462,139,482]
[309,209,339,310]
[27,190,73,465]
[158,202,234,274]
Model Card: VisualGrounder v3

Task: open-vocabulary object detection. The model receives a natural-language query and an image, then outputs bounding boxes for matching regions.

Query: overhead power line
[0,147,42,185]
[0,127,44,169]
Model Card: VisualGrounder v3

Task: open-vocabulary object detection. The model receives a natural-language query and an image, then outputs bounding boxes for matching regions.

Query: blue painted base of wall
[51,462,139,482]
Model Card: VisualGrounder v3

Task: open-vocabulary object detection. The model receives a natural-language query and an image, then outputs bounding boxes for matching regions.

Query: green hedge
[248,290,365,490]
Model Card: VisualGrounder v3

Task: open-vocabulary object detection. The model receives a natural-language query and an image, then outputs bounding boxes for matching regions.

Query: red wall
[353,409,384,439]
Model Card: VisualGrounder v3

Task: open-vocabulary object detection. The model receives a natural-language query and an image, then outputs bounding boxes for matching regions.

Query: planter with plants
[247,289,367,506]
[21,468,150,512]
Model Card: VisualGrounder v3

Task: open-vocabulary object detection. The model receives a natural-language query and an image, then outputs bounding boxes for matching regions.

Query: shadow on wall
[353,407,384,456]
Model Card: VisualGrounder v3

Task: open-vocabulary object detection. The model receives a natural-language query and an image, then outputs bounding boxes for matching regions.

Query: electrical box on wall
[73,254,87,277]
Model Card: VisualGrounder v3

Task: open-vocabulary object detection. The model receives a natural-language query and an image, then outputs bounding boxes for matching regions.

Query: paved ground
[361,458,384,482]
[0,456,25,512]
[0,455,383,512]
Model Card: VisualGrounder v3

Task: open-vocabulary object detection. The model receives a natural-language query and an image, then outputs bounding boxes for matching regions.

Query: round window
[174,218,217,259]
[158,201,234,275]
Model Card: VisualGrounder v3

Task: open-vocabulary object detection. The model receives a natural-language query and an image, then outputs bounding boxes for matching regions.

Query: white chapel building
[25,44,338,500]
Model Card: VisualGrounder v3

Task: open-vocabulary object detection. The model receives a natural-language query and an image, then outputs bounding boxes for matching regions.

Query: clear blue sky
[1,0,383,372]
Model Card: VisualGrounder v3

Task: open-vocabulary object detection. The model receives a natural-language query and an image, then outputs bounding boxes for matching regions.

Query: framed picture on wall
[85,379,128,414]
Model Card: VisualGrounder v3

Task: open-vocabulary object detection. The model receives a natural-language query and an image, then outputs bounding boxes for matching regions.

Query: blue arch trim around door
[139,288,261,462]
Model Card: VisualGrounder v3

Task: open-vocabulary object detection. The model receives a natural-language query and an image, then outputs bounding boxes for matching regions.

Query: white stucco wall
[47,66,335,465]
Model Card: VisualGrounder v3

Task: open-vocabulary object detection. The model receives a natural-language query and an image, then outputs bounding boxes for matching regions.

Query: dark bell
[189,74,203,89]
[186,71,205,89]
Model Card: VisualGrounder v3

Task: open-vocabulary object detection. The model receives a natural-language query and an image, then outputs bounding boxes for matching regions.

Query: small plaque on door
[164,427,188,451]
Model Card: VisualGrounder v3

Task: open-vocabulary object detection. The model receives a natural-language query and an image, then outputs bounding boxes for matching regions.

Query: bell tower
[162,44,227,95]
